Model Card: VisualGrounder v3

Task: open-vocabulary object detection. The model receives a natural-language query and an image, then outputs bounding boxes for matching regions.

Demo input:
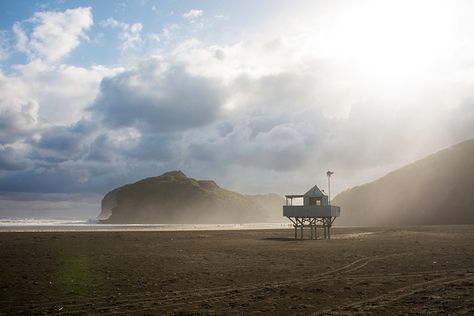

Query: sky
[1,0,474,219]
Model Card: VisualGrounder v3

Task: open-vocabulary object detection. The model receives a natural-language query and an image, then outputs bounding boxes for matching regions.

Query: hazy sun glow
[316,1,455,88]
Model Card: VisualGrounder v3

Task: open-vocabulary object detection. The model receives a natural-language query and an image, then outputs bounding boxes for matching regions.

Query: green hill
[333,139,474,226]
[99,171,284,224]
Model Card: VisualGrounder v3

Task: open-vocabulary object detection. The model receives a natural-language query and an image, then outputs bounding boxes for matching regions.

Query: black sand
[0,226,473,315]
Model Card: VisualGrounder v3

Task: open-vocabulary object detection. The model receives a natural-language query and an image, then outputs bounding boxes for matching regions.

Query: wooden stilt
[286,215,337,240]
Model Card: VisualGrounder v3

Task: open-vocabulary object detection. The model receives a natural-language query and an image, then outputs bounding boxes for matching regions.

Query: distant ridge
[99,171,284,224]
[333,139,474,226]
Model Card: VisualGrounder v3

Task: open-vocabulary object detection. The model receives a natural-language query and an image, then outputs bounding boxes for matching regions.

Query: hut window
[309,197,322,205]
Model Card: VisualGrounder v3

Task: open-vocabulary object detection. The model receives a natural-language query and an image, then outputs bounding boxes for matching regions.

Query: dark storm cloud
[36,120,95,151]
[28,120,96,163]
[85,132,178,163]
[234,123,313,171]
[123,133,179,161]
[0,169,84,192]
[89,63,226,133]
[0,162,140,193]
[0,146,31,170]
[85,134,114,162]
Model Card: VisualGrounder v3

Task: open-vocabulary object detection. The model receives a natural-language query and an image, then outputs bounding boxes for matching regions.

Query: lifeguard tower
[283,175,341,239]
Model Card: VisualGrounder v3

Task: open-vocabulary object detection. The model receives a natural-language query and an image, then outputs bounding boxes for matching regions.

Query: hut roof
[304,185,327,198]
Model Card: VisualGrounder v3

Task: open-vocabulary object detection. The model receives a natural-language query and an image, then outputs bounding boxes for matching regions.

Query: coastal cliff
[99,171,284,224]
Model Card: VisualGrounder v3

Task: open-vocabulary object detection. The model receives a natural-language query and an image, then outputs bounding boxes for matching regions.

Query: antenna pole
[328,175,330,205]
[326,171,334,205]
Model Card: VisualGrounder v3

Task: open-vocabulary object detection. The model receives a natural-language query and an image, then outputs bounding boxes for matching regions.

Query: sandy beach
[1,226,473,315]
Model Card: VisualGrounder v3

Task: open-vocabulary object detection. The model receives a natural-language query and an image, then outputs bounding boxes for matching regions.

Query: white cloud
[13,7,93,62]
[0,59,123,181]
[182,9,204,20]
[11,61,122,125]
[0,70,40,143]
[100,17,143,50]
[161,24,179,41]
[100,17,120,28]
[12,23,28,54]
[122,23,143,50]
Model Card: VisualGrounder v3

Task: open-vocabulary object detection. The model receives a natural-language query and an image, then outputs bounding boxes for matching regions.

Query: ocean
[0,218,291,232]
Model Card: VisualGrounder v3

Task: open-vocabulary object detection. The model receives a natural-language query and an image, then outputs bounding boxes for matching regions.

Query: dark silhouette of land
[1,226,473,315]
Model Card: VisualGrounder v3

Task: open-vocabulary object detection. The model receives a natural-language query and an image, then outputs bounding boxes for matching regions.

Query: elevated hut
[283,185,341,239]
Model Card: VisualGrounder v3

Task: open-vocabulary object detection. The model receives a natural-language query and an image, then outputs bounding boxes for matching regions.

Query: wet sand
[0,226,473,315]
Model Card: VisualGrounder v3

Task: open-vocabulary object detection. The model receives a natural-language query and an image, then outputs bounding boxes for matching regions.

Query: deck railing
[283,205,340,218]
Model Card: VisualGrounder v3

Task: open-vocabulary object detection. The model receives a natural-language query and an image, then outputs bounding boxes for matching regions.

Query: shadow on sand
[262,237,299,242]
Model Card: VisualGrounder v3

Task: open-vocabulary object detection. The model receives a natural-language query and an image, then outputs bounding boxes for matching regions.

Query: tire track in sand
[26,255,383,315]
[3,252,411,315]
[312,273,474,315]
[82,253,409,315]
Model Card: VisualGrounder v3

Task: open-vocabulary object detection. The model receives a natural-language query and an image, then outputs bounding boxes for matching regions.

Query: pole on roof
[326,171,334,205]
